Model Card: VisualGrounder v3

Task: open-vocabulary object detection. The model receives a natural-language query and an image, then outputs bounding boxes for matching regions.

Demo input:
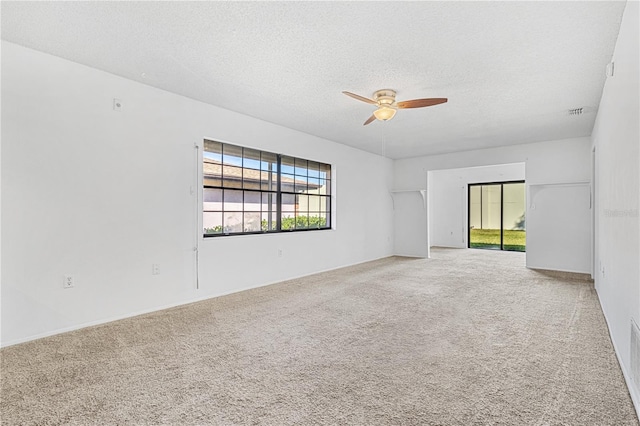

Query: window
[203,140,331,237]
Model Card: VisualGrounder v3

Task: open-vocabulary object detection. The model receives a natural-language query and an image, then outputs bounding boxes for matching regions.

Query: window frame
[203,140,332,238]
[467,180,525,251]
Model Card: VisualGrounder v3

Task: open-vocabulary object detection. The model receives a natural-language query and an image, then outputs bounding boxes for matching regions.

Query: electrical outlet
[113,98,122,112]
[278,249,283,257]
[63,275,74,289]
[152,264,160,275]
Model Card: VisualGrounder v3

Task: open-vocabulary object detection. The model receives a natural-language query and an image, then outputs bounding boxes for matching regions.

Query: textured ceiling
[1,1,626,159]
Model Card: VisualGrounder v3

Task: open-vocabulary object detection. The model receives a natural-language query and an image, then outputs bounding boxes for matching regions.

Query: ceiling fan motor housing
[373,89,397,106]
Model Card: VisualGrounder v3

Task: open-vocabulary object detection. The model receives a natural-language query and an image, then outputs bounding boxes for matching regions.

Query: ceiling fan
[342,89,447,125]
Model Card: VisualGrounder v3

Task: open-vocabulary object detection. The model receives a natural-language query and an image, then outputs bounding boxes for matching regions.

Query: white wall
[1,42,394,346]
[392,191,428,257]
[0,41,3,345]
[429,163,525,249]
[592,0,639,414]
[394,137,592,272]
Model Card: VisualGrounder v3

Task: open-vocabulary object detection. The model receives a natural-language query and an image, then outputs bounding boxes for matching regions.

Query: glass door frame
[467,180,525,251]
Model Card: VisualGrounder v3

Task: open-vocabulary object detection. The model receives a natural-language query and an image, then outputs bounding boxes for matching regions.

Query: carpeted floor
[1,248,638,425]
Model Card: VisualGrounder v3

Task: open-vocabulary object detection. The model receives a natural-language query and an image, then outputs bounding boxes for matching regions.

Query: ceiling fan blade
[363,114,376,126]
[343,91,377,105]
[397,98,448,109]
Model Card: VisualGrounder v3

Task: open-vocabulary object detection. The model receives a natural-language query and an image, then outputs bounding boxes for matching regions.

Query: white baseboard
[525,263,591,275]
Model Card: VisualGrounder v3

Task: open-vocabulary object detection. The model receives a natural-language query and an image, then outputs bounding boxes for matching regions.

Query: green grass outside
[470,229,526,252]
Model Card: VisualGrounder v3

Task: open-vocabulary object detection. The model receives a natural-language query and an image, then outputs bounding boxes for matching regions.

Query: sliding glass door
[468,181,525,252]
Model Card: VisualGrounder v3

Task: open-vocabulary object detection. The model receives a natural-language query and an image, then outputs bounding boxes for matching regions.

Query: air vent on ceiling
[568,108,584,116]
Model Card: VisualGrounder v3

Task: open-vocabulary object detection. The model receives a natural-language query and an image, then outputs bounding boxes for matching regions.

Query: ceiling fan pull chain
[382,125,386,158]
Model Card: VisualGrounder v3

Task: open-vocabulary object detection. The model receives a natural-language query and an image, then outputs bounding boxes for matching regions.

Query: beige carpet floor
[1,248,638,425]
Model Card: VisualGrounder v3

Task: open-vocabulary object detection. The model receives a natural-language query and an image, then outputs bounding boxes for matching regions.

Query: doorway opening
[468,181,526,252]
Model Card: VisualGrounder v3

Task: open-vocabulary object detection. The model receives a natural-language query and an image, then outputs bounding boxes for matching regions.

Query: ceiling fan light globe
[373,106,397,121]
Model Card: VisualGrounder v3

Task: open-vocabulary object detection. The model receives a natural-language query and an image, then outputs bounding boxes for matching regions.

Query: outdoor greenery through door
[468,181,526,252]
